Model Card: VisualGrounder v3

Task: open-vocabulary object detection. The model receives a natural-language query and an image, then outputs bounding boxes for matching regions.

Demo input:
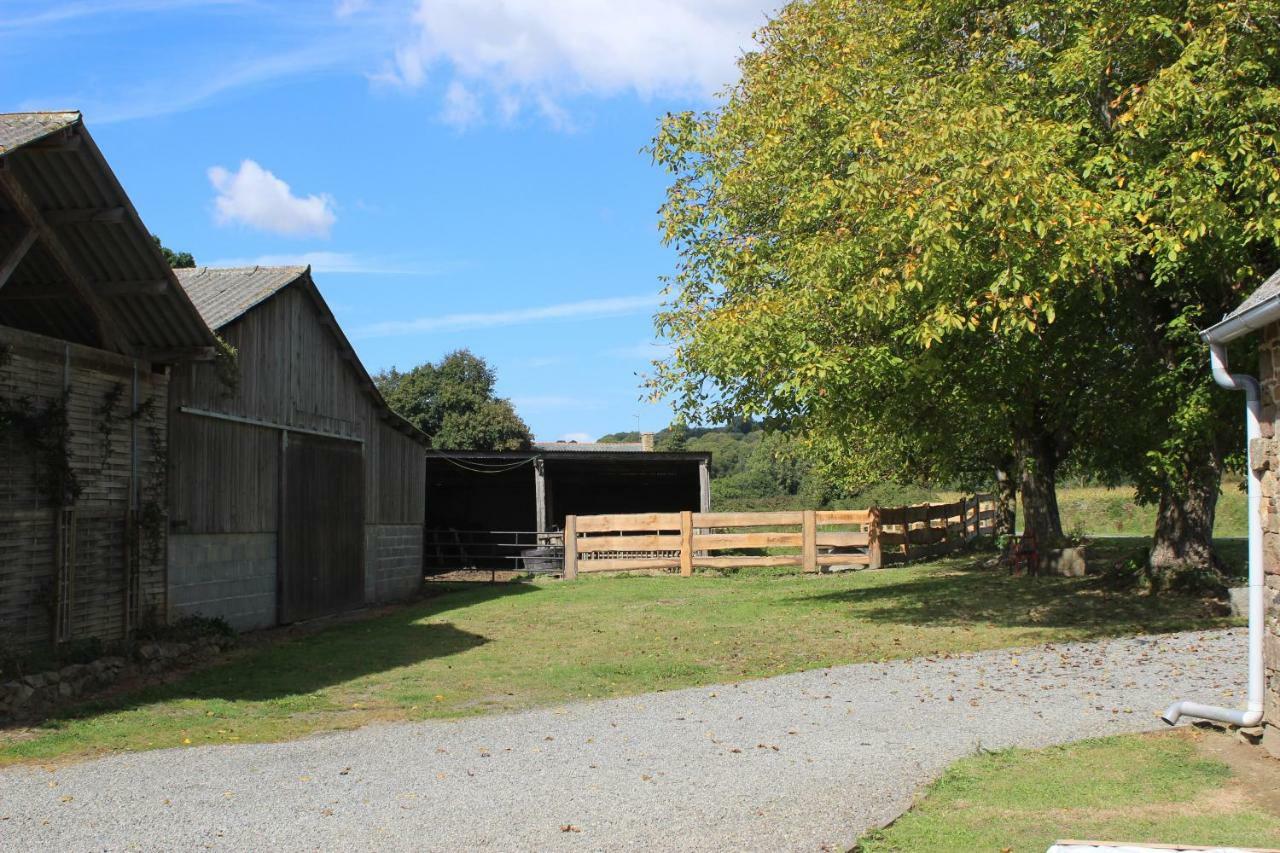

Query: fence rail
[561,495,995,579]
[424,529,564,575]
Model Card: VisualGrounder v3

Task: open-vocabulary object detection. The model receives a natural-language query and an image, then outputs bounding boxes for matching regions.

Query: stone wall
[365,524,423,604]
[0,633,232,723]
[168,533,278,631]
[1255,325,1280,754]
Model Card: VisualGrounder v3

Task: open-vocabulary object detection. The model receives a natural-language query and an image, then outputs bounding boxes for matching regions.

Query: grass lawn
[856,728,1280,851]
[0,551,1237,767]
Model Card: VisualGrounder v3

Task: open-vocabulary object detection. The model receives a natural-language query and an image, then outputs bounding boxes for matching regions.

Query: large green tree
[375,350,533,451]
[650,0,1280,573]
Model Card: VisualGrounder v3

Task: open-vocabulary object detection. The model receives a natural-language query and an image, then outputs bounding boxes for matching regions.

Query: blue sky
[2,1,776,441]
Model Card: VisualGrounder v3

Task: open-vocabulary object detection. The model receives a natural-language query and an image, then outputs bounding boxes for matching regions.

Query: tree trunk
[1148,452,1226,594]
[994,461,1017,537]
[1017,434,1064,561]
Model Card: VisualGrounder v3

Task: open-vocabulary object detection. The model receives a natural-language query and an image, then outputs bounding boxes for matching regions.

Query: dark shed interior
[544,456,702,521]
[423,449,710,571]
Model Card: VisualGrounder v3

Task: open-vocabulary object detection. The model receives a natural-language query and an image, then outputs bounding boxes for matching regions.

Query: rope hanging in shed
[429,452,537,475]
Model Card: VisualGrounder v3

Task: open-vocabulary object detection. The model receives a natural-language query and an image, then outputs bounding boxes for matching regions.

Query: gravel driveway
[0,628,1244,852]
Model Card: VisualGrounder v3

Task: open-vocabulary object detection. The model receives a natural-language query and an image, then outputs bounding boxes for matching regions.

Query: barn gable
[0,112,215,359]
[0,112,214,653]
[167,266,426,629]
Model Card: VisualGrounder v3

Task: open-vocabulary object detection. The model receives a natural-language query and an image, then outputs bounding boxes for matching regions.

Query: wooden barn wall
[167,283,425,627]
[0,325,168,653]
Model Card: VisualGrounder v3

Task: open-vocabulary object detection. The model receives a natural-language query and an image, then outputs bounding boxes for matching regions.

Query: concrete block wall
[365,524,423,605]
[168,533,277,632]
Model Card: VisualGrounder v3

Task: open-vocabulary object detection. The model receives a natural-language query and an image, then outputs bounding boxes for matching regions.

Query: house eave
[1201,295,1280,344]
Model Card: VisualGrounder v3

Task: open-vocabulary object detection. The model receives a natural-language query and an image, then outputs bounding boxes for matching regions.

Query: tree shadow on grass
[27,582,538,726]
[795,561,1228,640]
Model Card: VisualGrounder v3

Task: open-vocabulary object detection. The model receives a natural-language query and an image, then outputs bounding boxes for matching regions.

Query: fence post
[802,509,817,573]
[563,515,578,580]
[902,506,914,562]
[679,510,694,577]
[867,507,882,570]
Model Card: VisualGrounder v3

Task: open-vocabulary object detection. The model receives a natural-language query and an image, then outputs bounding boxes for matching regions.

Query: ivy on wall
[0,392,80,506]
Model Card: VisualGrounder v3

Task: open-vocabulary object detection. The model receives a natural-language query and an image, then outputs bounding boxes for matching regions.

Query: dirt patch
[1189,725,1280,818]
[427,570,533,583]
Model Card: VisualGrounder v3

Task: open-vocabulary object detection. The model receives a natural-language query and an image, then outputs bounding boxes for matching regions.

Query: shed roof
[174,264,428,446]
[534,441,648,453]
[0,111,217,360]
[174,265,309,330]
[432,449,711,464]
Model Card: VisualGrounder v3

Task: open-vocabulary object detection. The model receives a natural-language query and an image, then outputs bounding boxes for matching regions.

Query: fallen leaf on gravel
[560,824,581,833]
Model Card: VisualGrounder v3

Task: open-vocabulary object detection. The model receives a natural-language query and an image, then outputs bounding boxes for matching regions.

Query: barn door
[280,433,365,623]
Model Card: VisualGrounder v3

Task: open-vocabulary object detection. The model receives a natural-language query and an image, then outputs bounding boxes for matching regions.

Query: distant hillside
[597,421,936,511]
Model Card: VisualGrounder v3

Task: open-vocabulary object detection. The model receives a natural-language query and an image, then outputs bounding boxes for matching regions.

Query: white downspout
[1160,341,1264,728]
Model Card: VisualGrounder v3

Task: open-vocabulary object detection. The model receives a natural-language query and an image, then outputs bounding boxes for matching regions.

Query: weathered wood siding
[0,324,168,652]
[167,283,425,627]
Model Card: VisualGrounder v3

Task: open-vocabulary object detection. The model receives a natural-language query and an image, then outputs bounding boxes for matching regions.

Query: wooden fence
[561,495,995,579]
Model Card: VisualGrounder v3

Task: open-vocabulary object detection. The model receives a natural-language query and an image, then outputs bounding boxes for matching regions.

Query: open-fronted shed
[0,112,216,652]
[424,444,710,572]
[167,265,427,629]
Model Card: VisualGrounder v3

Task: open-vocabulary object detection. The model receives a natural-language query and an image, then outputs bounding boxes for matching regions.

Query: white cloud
[441,80,481,128]
[356,293,661,338]
[557,432,595,443]
[379,0,772,125]
[203,251,423,275]
[1,0,250,31]
[208,160,337,238]
[334,0,369,18]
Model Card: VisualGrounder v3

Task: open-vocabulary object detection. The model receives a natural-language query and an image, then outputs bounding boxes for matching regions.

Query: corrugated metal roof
[535,441,648,453]
[0,111,217,359]
[0,112,79,155]
[174,265,309,331]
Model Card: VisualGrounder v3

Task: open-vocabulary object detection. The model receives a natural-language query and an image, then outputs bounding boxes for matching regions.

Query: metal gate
[280,433,365,623]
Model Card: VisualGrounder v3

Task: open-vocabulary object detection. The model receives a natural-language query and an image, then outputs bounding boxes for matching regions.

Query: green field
[0,553,1236,767]
[858,730,1280,851]
[1053,484,1248,539]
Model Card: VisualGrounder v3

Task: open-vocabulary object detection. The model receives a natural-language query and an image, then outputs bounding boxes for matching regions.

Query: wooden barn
[424,442,710,571]
[167,265,427,630]
[0,112,217,652]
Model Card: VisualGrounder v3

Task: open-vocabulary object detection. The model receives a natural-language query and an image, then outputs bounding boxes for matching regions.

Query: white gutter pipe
[1160,340,1263,728]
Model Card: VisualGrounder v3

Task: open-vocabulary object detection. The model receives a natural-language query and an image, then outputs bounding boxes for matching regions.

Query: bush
[135,614,235,643]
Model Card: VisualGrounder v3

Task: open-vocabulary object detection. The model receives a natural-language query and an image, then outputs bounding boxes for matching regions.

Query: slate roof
[0,111,79,155]
[1219,268,1280,326]
[174,265,309,331]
